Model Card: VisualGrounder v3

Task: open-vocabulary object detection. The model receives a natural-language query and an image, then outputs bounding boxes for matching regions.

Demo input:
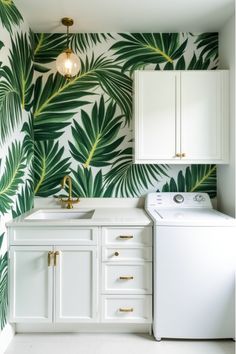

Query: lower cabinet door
[9,246,53,323]
[55,246,98,322]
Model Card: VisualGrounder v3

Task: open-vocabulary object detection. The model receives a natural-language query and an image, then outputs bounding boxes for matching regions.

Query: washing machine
[145,192,236,340]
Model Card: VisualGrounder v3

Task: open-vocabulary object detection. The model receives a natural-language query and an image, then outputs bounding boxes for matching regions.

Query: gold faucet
[60,175,79,209]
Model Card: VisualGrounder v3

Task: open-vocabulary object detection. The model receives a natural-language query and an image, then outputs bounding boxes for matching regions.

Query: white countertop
[7,207,152,227]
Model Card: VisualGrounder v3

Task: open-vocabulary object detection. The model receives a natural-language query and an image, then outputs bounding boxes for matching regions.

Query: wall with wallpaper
[0,1,34,339]
[33,32,218,199]
[0,2,219,339]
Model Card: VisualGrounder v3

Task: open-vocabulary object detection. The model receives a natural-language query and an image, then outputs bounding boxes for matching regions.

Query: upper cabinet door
[180,71,229,162]
[134,71,180,163]
[55,246,98,323]
[133,70,229,164]
[9,246,53,323]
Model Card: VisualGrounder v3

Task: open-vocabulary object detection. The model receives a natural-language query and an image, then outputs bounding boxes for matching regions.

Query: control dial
[173,194,184,204]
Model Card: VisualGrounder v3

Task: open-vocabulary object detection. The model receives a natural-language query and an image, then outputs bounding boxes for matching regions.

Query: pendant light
[56,17,80,79]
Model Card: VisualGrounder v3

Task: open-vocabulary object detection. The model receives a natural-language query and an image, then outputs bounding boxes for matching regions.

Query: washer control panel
[146,192,212,208]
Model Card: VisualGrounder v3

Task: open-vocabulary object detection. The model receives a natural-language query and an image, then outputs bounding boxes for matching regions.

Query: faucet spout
[61,175,72,200]
[60,175,79,209]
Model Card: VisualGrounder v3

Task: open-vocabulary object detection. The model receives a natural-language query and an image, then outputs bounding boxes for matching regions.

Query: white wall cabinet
[134,70,229,164]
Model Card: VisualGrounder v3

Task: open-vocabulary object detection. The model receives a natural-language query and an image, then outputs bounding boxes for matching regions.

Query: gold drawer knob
[119,308,134,313]
[119,235,134,239]
[114,251,119,257]
[181,153,186,157]
[175,153,181,157]
[119,276,134,280]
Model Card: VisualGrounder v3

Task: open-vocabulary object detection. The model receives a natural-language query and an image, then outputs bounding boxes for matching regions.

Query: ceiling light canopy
[56,17,80,79]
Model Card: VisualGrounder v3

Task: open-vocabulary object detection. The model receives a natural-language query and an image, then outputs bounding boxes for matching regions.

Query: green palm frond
[195,33,218,62]
[160,165,216,198]
[0,32,34,143]
[0,233,4,249]
[71,166,105,197]
[0,41,3,50]
[34,33,67,72]
[22,113,34,162]
[12,180,34,218]
[104,147,169,197]
[110,33,188,72]
[33,71,94,141]
[164,53,212,71]
[0,141,26,214]
[34,140,71,197]
[0,252,8,330]
[33,54,132,141]
[0,0,23,33]
[70,33,114,53]
[69,97,125,168]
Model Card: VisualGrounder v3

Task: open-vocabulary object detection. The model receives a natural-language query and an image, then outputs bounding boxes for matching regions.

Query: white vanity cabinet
[9,228,98,323]
[8,223,152,327]
[134,70,229,164]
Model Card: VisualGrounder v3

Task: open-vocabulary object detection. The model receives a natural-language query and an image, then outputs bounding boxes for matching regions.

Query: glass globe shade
[56,49,80,79]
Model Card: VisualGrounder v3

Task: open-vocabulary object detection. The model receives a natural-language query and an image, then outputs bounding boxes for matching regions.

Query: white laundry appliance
[145,192,236,340]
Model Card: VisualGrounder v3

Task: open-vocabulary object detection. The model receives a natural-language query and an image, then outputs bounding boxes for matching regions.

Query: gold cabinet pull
[175,153,181,157]
[54,251,59,266]
[119,308,134,313]
[181,153,186,157]
[119,235,133,239]
[119,276,134,280]
[114,251,119,257]
[48,251,53,267]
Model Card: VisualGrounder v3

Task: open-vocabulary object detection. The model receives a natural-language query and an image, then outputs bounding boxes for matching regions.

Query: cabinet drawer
[9,228,98,245]
[102,263,152,294]
[101,295,152,323]
[102,227,152,246]
[102,247,152,262]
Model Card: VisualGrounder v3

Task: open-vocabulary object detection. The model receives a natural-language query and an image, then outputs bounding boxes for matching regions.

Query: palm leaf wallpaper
[0,1,34,333]
[0,0,219,335]
[33,31,218,199]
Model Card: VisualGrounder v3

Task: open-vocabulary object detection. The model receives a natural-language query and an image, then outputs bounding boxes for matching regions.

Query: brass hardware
[62,17,74,27]
[181,153,186,157]
[60,175,79,209]
[114,251,119,257]
[175,153,181,157]
[48,251,53,267]
[119,235,134,239]
[54,251,59,266]
[119,308,134,313]
[119,276,134,280]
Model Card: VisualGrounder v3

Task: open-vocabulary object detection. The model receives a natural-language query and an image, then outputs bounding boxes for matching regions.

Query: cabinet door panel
[55,246,97,322]
[10,246,53,323]
[181,71,222,160]
[134,71,180,162]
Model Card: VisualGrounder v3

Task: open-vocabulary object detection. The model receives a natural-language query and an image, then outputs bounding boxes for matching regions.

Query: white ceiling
[14,0,234,33]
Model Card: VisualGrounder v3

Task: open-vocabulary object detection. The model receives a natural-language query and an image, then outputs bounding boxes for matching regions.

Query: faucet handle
[59,197,80,209]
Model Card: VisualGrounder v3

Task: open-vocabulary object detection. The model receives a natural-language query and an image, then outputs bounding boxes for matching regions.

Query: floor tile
[4,334,235,354]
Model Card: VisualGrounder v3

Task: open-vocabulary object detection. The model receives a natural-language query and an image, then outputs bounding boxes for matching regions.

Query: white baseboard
[16,323,151,334]
[0,324,14,354]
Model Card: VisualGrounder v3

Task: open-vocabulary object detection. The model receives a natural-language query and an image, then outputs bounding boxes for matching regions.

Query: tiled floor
[4,334,235,354]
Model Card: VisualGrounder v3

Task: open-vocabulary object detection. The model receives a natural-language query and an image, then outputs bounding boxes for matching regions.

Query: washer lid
[148,208,236,226]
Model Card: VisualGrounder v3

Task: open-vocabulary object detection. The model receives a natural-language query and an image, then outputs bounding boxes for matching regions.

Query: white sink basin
[25,209,95,220]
